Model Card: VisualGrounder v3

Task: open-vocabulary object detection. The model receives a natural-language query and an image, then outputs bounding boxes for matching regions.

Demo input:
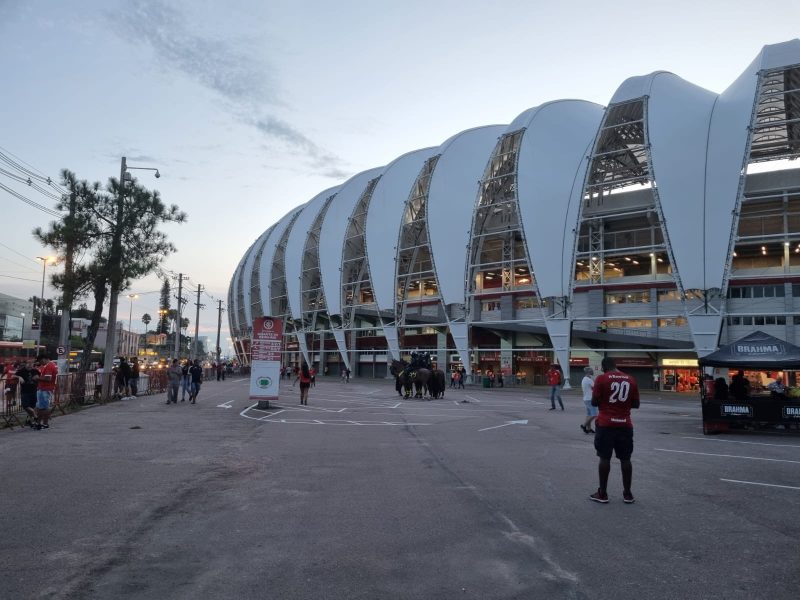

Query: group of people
[165,359,205,404]
[450,367,466,388]
[713,369,790,401]
[2,354,59,430]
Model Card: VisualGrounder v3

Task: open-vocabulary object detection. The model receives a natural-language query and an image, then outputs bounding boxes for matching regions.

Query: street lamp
[127,293,139,358]
[20,312,26,357]
[35,256,56,344]
[101,157,161,400]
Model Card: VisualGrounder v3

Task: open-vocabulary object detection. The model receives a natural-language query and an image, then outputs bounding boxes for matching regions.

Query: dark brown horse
[390,360,447,399]
[390,359,431,399]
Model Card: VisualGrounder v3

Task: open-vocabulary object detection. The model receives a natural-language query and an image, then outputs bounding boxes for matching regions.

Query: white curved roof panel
[257,206,304,316]
[427,125,507,307]
[229,247,252,334]
[609,71,671,104]
[366,147,438,313]
[241,226,277,328]
[646,73,718,291]
[514,100,605,298]
[284,187,340,321]
[319,167,385,317]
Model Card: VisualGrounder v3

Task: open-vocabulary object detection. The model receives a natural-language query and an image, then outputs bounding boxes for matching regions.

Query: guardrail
[1,369,169,429]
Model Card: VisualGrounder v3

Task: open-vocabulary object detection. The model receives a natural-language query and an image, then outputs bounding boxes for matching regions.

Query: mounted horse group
[389,352,446,400]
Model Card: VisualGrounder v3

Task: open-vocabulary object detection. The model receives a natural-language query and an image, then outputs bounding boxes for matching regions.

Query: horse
[427,369,447,399]
[390,359,432,399]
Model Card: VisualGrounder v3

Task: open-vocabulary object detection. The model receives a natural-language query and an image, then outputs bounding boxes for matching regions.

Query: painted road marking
[682,436,800,449]
[465,395,481,403]
[655,448,800,464]
[217,399,236,408]
[479,419,528,432]
[720,479,800,491]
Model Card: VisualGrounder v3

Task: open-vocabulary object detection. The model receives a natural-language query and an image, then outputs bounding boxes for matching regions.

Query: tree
[158,278,171,334]
[142,313,152,330]
[34,171,101,355]
[33,170,185,372]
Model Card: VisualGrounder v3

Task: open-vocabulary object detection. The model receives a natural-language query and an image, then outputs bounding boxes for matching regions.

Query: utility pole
[174,273,188,359]
[101,157,128,400]
[191,284,204,360]
[215,300,224,365]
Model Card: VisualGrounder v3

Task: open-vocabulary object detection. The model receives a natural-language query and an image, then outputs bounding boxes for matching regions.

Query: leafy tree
[142,313,152,330]
[158,278,171,334]
[33,169,185,372]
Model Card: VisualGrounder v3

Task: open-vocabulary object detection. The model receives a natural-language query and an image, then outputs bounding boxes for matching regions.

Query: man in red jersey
[34,353,59,430]
[589,357,640,504]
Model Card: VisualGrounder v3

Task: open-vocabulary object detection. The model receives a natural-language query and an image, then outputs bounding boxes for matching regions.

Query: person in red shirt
[589,357,640,504]
[547,365,564,410]
[295,363,311,405]
[34,353,59,430]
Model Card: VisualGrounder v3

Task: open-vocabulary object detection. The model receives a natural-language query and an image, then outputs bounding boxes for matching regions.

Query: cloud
[108,0,348,177]
[254,117,349,178]
[108,0,277,107]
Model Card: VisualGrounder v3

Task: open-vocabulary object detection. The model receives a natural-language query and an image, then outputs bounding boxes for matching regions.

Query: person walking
[180,360,191,401]
[188,359,203,404]
[15,359,39,427]
[547,365,564,411]
[128,357,140,398]
[309,366,316,387]
[589,357,640,504]
[166,359,182,404]
[119,357,132,399]
[34,353,58,430]
[458,367,466,389]
[580,366,597,434]
[295,363,311,405]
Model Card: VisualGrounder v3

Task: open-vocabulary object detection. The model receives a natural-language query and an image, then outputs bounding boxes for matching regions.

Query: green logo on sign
[257,377,272,389]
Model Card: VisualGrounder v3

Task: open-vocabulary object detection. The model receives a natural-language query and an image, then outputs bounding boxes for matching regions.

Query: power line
[0,254,41,273]
[0,146,68,194]
[0,274,40,282]
[0,241,42,265]
[0,182,62,217]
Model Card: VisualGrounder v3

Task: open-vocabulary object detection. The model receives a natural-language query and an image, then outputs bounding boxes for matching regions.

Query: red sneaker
[589,489,609,503]
[623,491,635,504]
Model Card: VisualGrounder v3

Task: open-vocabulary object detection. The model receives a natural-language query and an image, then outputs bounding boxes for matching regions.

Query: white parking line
[655,448,800,464]
[721,479,800,491]
[682,436,800,449]
[465,395,481,403]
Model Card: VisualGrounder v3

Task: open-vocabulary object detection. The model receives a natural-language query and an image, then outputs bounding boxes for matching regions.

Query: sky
[2,0,799,355]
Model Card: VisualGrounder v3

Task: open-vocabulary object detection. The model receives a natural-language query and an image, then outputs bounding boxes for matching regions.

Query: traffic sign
[56,346,66,355]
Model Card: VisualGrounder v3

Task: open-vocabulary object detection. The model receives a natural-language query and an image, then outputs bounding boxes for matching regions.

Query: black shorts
[299,382,310,390]
[594,426,634,461]
[21,392,37,409]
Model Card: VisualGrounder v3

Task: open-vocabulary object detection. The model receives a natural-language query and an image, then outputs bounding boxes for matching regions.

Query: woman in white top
[580,366,598,434]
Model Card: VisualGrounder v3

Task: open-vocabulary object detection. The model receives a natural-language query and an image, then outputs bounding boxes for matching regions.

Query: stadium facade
[229,40,800,391]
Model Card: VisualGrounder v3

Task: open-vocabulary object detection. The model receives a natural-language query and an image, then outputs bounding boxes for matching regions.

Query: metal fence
[1,369,169,429]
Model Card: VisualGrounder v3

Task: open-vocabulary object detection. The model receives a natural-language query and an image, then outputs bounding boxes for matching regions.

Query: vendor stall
[699,331,800,434]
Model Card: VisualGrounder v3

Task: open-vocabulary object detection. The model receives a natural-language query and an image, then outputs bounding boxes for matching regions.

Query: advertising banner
[249,317,283,406]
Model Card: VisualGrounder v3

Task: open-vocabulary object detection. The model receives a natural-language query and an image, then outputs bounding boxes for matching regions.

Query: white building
[229,40,800,390]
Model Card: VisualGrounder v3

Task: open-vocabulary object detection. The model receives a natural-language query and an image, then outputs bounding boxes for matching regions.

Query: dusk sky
[2,0,798,353]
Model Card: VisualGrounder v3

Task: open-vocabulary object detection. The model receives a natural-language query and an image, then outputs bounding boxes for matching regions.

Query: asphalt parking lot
[2,377,798,599]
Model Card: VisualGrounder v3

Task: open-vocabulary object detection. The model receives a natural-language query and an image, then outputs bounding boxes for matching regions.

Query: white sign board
[249,317,282,406]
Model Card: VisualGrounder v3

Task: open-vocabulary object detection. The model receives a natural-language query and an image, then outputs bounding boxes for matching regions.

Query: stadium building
[229,40,800,391]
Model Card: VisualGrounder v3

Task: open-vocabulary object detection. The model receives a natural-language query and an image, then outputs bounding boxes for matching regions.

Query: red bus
[0,341,46,364]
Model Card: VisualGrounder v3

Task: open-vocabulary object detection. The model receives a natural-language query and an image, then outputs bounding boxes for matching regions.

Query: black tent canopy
[699,331,800,370]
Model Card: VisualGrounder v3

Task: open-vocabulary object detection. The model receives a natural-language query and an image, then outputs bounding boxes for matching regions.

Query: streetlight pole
[35,256,55,345]
[101,157,160,400]
[127,293,138,358]
[20,312,26,357]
